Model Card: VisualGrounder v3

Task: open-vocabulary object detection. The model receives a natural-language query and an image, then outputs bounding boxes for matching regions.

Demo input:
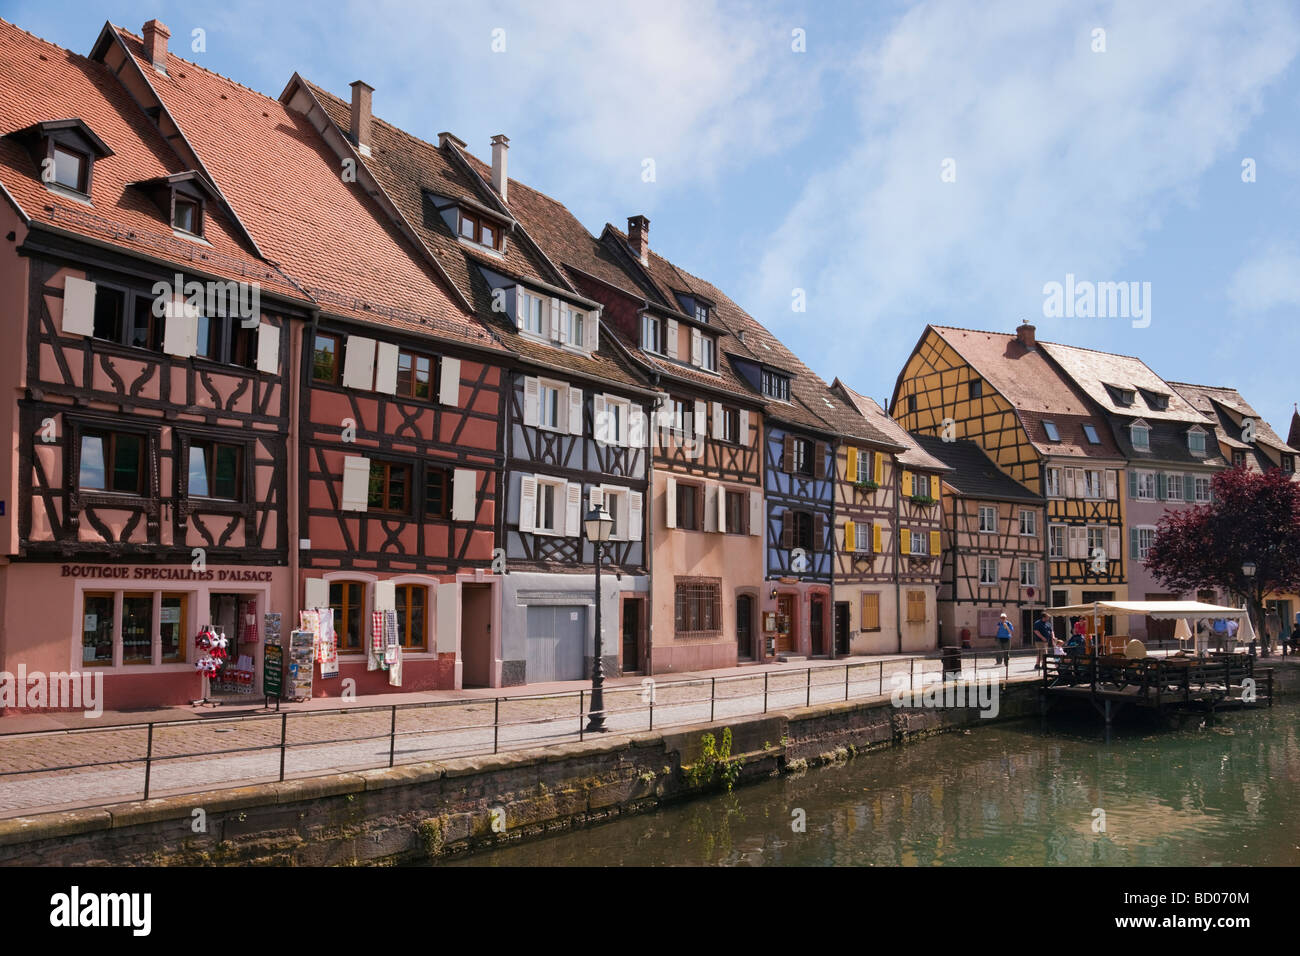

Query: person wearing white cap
[995,612,1014,665]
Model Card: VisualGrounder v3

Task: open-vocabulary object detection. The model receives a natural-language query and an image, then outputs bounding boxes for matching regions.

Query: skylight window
[1083,424,1101,444]
[1043,421,1060,442]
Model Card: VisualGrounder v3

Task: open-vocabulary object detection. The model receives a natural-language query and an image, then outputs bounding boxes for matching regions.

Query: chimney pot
[1016,322,1036,348]
[490,134,509,203]
[349,81,374,156]
[628,215,650,265]
[142,19,170,73]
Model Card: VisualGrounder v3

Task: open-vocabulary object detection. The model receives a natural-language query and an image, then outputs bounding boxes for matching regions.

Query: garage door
[525,605,587,683]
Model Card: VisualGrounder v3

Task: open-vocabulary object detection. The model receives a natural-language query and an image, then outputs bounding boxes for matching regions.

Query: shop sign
[60,565,274,582]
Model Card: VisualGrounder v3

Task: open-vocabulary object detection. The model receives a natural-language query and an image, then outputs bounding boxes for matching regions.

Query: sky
[6,0,1300,435]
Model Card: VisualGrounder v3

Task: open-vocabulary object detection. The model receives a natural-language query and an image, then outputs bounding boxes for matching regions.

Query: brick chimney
[142,19,170,73]
[627,215,649,265]
[1016,321,1036,348]
[490,134,509,202]
[349,81,374,156]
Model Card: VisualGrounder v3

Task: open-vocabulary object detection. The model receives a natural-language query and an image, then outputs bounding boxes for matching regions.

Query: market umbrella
[1173,617,1192,650]
[1239,607,1257,649]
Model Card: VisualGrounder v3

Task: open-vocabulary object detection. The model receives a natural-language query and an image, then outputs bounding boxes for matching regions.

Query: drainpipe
[288,311,315,622]
[894,457,902,654]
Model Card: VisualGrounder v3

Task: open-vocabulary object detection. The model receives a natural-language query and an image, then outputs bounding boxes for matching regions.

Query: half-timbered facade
[911,436,1045,647]
[0,20,310,708]
[834,384,946,653]
[107,23,514,695]
[297,84,658,685]
[892,323,1128,618]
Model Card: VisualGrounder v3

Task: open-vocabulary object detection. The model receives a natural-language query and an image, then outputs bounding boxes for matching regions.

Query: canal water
[445,700,1300,866]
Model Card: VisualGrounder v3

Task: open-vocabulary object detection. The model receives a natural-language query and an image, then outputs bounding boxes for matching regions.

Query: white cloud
[750,0,1300,386]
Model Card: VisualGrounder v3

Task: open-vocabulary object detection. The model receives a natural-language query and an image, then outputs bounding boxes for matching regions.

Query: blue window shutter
[1130,527,1140,560]
[1156,472,1166,500]
[1184,474,1194,501]
[1128,470,1138,498]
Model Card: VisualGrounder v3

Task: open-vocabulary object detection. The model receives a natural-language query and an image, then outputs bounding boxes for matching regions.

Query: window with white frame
[534,477,566,534]
[1019,560,1038,587]
[563,305,585,347]
[1133,470,1156,500]
[538,381,563,431]
[641,314,666,354]
[979,558,998,586]
[520,291,545,336]
[597,395,629,446]
[913,474,932,498]
[595,487,629,540]
[856,449,871,483]
[1045,467,1061,498]
[1194,476,1212,502]
[700,336,716,371]
[1165,473,1183,500]
[1083,470,1102,499]
[1131,422,1150,450]
[1133,526,1156,561]
[1049,525,1066,559]
[910,530,930,555]
[979,506,997,533]
[1087,526,1106,556]
[1188,429,1207,455]
[1019,510,1036,536]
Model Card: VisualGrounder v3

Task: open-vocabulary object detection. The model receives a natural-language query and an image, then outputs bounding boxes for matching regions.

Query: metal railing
[0,648,1050,816]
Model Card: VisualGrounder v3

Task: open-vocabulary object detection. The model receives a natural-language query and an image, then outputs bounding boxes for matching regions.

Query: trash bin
[941,645,962,678]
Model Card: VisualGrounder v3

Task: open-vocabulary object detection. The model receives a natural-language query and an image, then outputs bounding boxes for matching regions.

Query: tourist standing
[995,613,1014,666]
[1033,612,1053,671]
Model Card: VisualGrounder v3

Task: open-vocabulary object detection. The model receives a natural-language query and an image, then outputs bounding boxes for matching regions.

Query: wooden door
[736,595,754,661]
[777,594,796,653]
[810,595,826,655]
[621,598,642,673]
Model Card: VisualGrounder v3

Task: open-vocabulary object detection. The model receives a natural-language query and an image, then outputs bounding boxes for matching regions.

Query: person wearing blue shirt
[1033,612,1053,671]
[995,613,1014,665]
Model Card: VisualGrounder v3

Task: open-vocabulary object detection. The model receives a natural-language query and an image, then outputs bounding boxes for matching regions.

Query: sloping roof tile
[911,435,1039,500]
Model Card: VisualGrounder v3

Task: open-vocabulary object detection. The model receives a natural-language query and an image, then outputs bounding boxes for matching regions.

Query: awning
[1046,600,1248,621]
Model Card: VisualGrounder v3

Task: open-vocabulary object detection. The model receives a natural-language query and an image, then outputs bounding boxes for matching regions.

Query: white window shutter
[749,489,763,536]
[704,483,718,533]
[626,489,642,541]
[565,481,582,536]
[712,402,723,438]
[717,483,727,533]
[589,485,604,512]
[256,322,280,373]
[518,475,537,532]
[549,298,562,341]
[435,581,458,654]
[514,285,526,329]
[61,276,96,336]
[523,376,539,427]
[1105,470,1118,500]
[374,341,399,394]
[341,455,371,512]
[691,328,702,366]
[666,318,679,358]
[1107,526,1120,564]
[440,356,461,406]
[629,406,647,448]
[342,336,377,390]
[665,476,677,529]
[586,310,600,351]
[640,314,650,350]
[594,394,609,444]
[452,468,476,521]
[163,297,197,357]
[694,399,706,436]
[568,387,584,436]
[373,580,396,612]
[739,410,750,446]
[303,578,328,610]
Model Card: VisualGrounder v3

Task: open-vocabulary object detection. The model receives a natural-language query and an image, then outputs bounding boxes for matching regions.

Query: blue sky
[7,0,1300,434]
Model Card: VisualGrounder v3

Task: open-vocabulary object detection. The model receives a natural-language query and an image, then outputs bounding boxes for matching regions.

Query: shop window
[395,584,427,650]
[312,333,342,384]
[82,592,114,666]
[330,581,365,652]
[188,440,243,501]
[121,593,154,665]
[79,430,145,495]
[160,594,188,663]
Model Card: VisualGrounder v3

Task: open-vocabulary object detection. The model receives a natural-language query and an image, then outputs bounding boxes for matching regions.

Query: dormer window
[695,303,709,324]
[172,195,201,235]
[129,171,217,240]
[456,209,503,251]
[761,369,790,402]
[10,119,114,201]
[1130,420,1150,450]
[1105,384,1136,407]
[1140,389,1169,411]
[1188,428,1207,455]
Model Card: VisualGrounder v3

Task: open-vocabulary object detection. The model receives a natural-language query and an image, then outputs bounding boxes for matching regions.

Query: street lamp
[584,502,614,733]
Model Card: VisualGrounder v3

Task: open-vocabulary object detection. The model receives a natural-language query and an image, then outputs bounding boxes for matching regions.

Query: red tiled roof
[835,381,940,465]
[112,27,500,349]
[0,19,301,299]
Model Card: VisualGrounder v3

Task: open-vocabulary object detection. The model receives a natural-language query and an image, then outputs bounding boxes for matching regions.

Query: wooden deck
[1041,652,1273,724]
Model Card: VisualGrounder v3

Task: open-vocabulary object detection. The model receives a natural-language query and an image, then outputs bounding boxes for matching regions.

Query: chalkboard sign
[263,641,283,699]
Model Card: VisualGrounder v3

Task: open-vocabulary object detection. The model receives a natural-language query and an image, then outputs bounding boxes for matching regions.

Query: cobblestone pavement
[0,655,1039,817]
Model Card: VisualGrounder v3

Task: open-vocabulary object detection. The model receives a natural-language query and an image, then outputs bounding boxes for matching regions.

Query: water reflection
[444,703,1300,867]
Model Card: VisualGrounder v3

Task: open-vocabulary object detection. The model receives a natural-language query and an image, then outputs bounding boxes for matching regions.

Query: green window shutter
[1130,527,1140,560]
[1156,472,1167,500]
[1128,470,1138,498]
[1184,474,1194,501]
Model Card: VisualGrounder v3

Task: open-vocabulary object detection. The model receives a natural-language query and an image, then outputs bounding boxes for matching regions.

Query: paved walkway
[0,651,1043,818]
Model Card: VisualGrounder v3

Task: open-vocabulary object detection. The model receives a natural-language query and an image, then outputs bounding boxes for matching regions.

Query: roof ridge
[1,16,88,61]
[117,26,288,109]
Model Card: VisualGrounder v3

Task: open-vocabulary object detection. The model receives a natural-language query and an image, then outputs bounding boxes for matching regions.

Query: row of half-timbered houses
[6,17,1299,713]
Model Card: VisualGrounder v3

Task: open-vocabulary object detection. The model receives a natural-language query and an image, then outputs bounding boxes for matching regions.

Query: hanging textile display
[317,607,338,679]
[239,598,259,644]
[387,644,403,687]
[369,611,385,672]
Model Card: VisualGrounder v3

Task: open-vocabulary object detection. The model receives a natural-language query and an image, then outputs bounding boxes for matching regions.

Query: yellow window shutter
[873,523,882,552]
[902,470,913,497]
[845,520,855,552]
[874,452,883,484]
[900,528,910,553]
[930,530,940,554]
[846,447,857,482]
